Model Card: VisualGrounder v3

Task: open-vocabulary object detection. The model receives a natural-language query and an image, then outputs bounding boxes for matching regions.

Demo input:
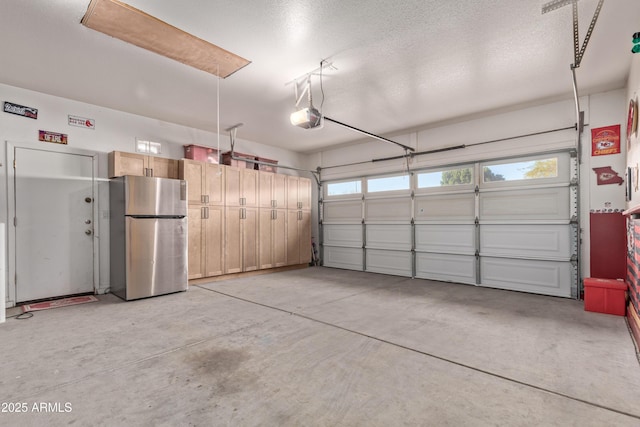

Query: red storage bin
[184,145,219,164]
[584,278,627,316]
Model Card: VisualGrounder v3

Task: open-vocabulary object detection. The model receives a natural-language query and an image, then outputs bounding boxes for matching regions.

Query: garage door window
[326,179,362,197]
[482,157,558,183]
[367,174,410,193]
[417,167,473,188]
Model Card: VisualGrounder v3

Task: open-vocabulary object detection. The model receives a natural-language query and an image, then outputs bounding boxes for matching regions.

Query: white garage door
[321,151,578,298]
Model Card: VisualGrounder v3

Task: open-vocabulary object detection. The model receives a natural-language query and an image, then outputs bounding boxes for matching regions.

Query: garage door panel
[480,224,571,260]
[366,249,412,277]
[323,246,363,271]
[415,225,475,254]
[365,197,412,223]
[366,225,412,250]
[479,187,570,222]
[323,200,362,223]
[323,225,362,247]
[415,253,476,284]
[414,193,475,222]
[480,257,572,297]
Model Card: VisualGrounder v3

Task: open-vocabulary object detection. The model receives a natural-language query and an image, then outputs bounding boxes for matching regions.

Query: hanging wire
[319,60,326,115]
[216,63,221,168]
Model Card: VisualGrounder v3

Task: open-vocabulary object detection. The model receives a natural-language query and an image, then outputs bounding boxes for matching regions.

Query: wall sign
[591,124,621,156]
[68,114,95,129]
[3,101,38,119]
[39,130,68,145]
[592,166,623,186]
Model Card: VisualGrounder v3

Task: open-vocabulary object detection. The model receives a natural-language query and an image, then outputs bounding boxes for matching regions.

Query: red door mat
[21,295,99,312]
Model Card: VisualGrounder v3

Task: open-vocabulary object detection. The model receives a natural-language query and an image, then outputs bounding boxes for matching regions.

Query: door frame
[5,141,99,308]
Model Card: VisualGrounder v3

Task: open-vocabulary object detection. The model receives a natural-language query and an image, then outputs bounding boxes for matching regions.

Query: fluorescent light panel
[81,0,250,78]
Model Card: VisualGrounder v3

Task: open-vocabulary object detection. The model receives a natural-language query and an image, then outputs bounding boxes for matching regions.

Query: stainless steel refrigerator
[110,175,188,300]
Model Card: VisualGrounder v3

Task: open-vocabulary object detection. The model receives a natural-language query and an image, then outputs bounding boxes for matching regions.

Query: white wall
[312,90,628,282]
[0,83,307,304]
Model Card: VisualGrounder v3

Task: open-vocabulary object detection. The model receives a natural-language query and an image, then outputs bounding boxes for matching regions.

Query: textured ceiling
[1,0,639,153]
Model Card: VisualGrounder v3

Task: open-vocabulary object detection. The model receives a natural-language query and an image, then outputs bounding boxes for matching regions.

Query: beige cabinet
[259,208,287,269]
[180,160,225,205]
[226,167,258,207]
[225,206,257,273]
[287,209,312,265]
[258,171,288,269]
[286,175,312,265]
[180,160,225,279]
[109,151,178,179]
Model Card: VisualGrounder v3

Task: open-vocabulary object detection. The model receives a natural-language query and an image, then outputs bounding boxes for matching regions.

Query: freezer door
[124,217,188,300]
[124,175,187,217]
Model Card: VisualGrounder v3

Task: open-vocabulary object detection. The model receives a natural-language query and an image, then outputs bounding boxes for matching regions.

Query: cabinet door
[205,164,225,205]
[150,157,179,178]
[225,167,241,206]
[286,210,300,265]
[299,210,312,264]
[180,160,205,205]
[273,209,287,267]
[287,176,299,209]
[258,209,273,269]
[109,151,147,178]
[242,168,259,207]
[225,207,242,274]
[187,206,205,279]
[258,171,274,209]
[299,178,312,210]
[273,174,287,209]
[204,206,224,277]
[243,208,258,271]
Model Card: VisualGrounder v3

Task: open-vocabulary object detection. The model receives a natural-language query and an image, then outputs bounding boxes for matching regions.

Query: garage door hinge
[570,178,578,186]
[475,217,479,225]
[13,217,16,227]
[570,255,578,264]
[475,185,479,194]
[570,215,578,223]
[475,250,480,258]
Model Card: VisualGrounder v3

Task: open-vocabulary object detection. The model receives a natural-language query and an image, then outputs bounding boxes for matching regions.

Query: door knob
[85,197,92,203]
[85,219,92,224]
[85,229,92,235]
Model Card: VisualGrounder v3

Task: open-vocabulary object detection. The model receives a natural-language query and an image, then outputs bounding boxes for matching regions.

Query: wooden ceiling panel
[81,0,250,78]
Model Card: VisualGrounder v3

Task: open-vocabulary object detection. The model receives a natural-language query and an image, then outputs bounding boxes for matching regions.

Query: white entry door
[15,147,95,302]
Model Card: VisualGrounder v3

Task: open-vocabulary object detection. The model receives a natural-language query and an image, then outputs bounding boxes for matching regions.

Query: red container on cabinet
[584,278,627,316]
[221,151,254,168]
[184,145,219,164]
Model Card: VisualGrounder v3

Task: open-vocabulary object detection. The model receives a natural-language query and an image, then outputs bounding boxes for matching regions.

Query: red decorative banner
[39,130,68,145]
[591,124,621,156]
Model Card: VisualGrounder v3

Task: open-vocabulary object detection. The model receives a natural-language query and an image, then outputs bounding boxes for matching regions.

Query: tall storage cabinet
[225,167,259,273]
[258,172,287,269]
[179,160,225,279]
[287,176,312,265]
[180,160,312,280]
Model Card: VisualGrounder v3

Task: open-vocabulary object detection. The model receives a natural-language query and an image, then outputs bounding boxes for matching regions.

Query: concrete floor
[1,267,640,426]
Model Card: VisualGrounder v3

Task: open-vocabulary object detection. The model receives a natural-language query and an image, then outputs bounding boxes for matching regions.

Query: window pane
[418,167,472,188]
[149,141,162,155]
[327,180,362,196]
[367,175,410,193]
[483,158,558,182]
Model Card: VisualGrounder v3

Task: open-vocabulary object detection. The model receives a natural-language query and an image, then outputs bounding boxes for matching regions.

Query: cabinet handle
[205,195,210,204]
[201,195,207,204]
[205,207,209,219]
[298,201,302,209]
[150,168,154,177]
[201,207,206,219]
[240,208,243,219]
